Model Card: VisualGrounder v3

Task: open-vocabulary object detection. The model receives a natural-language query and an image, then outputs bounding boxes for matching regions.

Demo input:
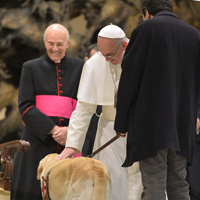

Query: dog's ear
[37,160,43,180]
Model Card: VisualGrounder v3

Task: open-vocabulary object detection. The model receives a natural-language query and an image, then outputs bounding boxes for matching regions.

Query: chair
[0,140,30,191]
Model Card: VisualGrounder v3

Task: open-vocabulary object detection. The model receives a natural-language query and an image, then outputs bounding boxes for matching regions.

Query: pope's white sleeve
[65,101,97,152]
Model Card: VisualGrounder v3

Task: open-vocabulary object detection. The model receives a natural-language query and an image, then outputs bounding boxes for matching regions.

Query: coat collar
[154,10,178,19]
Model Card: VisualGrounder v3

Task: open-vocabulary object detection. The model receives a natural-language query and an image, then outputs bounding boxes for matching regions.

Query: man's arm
[57,101,97,159]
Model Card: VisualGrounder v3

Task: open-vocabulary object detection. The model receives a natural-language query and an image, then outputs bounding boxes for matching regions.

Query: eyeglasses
[97,43,122,59]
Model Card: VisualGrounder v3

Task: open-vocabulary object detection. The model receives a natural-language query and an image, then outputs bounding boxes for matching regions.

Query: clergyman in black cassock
[11,24,84,200]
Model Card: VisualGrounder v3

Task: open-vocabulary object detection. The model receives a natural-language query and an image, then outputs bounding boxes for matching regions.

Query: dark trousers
[139,149,190,200]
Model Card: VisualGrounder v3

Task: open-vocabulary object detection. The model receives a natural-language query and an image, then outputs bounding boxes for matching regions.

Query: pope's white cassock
[65,52,142,200]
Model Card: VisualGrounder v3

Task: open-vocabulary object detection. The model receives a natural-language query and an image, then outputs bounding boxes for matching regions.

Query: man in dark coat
[11,24,84,200]
[114,0,200,199]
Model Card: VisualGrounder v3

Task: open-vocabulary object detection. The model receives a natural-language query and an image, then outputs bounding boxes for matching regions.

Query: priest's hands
[55,147,76,160]
[51,125,68,146]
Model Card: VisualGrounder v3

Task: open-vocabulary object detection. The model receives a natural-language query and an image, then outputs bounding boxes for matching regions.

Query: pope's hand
[55,147,76,160]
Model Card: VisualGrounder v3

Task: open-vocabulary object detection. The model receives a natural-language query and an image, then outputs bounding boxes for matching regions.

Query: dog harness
[42,174,51,200]
[40,158,67,200]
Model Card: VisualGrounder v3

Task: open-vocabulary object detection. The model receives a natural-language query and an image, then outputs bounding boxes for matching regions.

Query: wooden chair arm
[0,140,30,153]
[0,140,30,191]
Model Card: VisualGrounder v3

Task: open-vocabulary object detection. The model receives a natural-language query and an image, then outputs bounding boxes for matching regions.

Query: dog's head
[37,153,59,180]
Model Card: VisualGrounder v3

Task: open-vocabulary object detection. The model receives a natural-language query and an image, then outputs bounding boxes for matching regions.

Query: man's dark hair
[86,43,99,58]
[141,0,173,17]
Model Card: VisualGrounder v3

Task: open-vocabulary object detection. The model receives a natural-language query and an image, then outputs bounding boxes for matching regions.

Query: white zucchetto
[98,24,126,39]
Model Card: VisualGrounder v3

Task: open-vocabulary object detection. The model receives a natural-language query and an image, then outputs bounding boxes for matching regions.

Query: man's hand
[116,132,127,138]
[55,147,76,160]
[51,126,68,146]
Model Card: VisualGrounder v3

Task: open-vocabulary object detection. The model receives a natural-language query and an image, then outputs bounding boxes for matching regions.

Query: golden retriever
[37,153,111,200]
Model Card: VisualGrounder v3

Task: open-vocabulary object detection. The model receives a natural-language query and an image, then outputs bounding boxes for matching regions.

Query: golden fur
[37,153,111,200]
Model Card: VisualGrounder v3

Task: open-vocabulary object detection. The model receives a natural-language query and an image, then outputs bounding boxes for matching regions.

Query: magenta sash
[36,95,77,119]
[74,152,82,158]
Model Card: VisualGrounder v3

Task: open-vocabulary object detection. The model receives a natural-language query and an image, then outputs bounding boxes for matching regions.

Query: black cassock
[11,54,84,200]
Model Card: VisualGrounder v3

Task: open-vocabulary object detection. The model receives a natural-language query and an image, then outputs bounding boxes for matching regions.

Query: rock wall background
[1,0,200,143]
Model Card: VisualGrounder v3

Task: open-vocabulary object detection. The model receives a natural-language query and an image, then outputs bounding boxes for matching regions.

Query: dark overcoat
[114,11,200,167]
[11,54,84,199]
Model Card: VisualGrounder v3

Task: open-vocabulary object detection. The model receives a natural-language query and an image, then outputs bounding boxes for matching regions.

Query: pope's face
[44,28,70,62]
[97,37,126,65]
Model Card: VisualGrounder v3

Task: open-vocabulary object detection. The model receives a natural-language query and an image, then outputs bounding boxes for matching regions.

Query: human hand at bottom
[55,147,76,160]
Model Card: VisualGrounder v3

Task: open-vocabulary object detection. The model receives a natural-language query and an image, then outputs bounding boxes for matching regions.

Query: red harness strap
[42,174,51,200]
